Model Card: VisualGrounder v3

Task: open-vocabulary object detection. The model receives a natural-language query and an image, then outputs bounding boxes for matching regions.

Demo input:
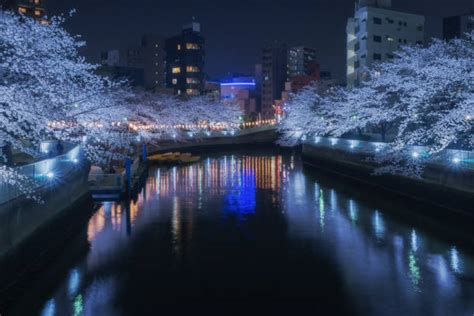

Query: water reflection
[11,151,472,316]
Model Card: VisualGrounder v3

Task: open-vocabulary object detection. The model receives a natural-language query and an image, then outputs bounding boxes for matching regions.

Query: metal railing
[0,144,84,205]
[88,173,123,190]
[304,136,474,171]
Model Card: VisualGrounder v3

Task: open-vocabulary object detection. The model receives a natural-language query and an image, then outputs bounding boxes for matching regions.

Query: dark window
[373,17,382,25]
[403,22,407,27]
[416,24,424,32]
[398,38,402,43]
[386,53,394,59]
[373,53,382,61]
[416,41,423,45]
[404,39,407,44]
[355,42,360,51]
[355,61,360,68]
[360,54,366,59]
[373,35,382,43]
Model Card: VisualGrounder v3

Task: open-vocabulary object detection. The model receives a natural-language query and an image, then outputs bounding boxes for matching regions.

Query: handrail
[0,144,84,205]
[303,136,474,171]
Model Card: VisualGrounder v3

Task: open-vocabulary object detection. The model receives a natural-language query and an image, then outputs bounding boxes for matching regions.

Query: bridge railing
[155,124,277,142]
[304,136,474,171]
[0,145,84,205]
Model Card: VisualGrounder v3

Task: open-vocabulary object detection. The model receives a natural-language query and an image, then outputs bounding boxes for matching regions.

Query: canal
[7,149,474,316]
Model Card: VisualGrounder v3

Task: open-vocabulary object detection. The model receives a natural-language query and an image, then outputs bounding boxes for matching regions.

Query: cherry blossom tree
[278,32,473,176]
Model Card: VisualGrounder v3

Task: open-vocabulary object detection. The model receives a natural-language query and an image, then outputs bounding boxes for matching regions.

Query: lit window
[172,67,181,74]
[34,0,40,4]
[34,9,41,16]
[155,44,159,48]
[186,66,199,73]
[186,43,200,50]
[18,6,27,14]
[172,78,178,85]
[386,36,394,41]
[177,44,181,50]
[186,89,199,95]
[186,78,199,84]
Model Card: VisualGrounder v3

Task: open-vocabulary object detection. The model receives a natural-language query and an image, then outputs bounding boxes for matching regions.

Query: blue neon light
[220,82,256,86]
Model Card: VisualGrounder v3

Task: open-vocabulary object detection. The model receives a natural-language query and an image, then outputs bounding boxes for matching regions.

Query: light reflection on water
[22,152,474,316]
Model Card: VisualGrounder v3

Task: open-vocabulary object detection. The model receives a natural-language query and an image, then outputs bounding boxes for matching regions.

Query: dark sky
[46,0,473,81]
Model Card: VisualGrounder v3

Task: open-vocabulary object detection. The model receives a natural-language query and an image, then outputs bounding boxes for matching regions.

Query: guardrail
[0,145,84,205]
[88,173,123,190]
[160,124,276,142]
[303,136,474,170]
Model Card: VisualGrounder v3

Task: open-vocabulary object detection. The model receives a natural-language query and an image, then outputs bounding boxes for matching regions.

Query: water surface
[9,149,474,315]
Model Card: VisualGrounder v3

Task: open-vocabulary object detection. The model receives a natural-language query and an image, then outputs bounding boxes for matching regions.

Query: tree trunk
[1,143,13,167]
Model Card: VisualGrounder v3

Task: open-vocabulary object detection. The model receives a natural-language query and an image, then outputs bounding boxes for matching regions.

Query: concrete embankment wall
[150,128,277,153]
[302,144,474,216]
[0,163,93,304]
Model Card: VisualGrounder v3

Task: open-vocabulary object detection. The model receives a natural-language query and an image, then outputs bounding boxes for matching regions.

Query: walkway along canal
[3,148,474,316]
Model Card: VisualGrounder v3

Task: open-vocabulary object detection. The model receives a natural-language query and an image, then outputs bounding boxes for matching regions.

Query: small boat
[179,155,200,164]
[148,152,197,164]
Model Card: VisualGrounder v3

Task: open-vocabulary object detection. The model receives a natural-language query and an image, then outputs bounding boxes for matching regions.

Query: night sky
[46,0,473,81]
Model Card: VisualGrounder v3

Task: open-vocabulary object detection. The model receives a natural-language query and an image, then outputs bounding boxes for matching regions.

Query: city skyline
[46,0,473,80]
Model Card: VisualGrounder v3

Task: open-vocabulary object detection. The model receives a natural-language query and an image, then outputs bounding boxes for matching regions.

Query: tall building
[286,46,320,92]
[141,34,166,90]
[100,49,145,87]
[100,34,165,90]
[1,0,47,23]
[287,46,317,77]
[346,0,424,87]
[261,41,287,119]
[165,22,205,96]
[254,64,263,114]
[443,11,474,40]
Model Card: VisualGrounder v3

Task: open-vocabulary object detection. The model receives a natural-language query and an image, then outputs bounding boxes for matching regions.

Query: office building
[287,46,318,77]
[1,0,47,22]
[261,41,287,118]
[141,34,166,90]
[165,22,205,96]
[443,11,474,40]
[100,34,165,90]
[100,49,145,87]
[346,0,424,87]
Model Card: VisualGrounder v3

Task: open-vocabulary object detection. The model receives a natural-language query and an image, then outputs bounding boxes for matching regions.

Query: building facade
[346,0,424,87]
[287,46,318,77]
[261,41,287,119]
[443,11,474,40]
[141,34,166,90]
[165,22,205,96]
[1,0,47,22]
[220,76,257,117]
[100,49,145,87]
[100,34,166,90]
